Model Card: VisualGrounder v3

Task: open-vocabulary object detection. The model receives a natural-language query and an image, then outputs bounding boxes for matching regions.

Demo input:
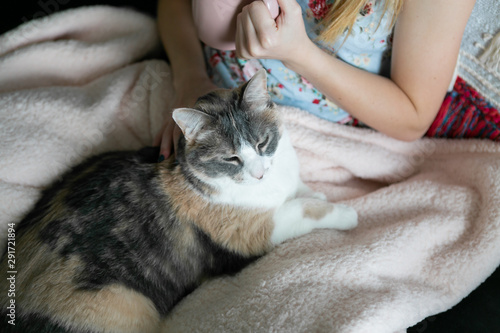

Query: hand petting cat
[154,78,218,161]
[155,0,310,163]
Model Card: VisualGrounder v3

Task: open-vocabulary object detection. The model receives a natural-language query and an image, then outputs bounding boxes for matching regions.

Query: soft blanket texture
[1,5,499,333]
[457,0,500,109]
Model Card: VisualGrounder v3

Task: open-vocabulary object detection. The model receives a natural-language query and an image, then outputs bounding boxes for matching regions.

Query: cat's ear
[242,68,271,111]
[172,108,213,143]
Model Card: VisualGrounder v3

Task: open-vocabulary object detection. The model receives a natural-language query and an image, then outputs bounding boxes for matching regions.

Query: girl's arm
[157,0,210,86]
[236,0,475,141]
[155,0,217,158]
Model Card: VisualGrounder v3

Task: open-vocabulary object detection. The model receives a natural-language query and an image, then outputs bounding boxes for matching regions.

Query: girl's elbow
[396,130,426,142]
[394,103,439,141]
[396,118,433,142]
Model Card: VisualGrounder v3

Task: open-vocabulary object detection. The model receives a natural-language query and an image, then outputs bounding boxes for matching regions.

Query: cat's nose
[249,166,265,180]
[251,169,264,180]
[248,158,269,180]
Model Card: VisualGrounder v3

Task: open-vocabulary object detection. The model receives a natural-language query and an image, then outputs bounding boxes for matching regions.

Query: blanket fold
[0,6,173,243]
[0,6,498,333]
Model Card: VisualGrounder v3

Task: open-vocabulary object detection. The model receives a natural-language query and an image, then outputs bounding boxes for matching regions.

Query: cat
[0,69,357,333]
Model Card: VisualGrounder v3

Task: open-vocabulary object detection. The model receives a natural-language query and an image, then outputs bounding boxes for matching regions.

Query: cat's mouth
[235,172,268,185]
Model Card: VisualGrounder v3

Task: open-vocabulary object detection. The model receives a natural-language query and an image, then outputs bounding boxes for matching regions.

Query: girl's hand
[153,78,218,161]
[235,0,312,67]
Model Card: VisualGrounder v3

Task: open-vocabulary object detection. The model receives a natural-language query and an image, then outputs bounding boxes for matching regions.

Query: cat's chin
[238,178,264,185]
[209,176,262,189]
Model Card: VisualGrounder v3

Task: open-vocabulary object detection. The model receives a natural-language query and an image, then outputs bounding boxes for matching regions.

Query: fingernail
[158,154,165,163]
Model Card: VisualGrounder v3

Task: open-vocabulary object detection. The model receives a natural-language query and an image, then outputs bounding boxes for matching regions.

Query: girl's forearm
[285,42,432,141]
[157,0,210,87]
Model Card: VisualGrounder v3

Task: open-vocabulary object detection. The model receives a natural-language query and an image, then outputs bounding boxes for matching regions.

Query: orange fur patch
[302,199,335,220]
[1,248,160,333]
[159,166,275,257]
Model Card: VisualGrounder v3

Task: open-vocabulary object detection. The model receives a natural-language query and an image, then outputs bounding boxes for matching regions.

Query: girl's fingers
[153,129,162,147]
[153,121,168,146]
[277,0,300,15]
[235,13,247,58]
[158,121,176,161]
[245,4,271,51]
[237,10,259,59]
[172,126,182,155]
[158,131,172,161]
[247,1,277,37]
[237,3,272,59]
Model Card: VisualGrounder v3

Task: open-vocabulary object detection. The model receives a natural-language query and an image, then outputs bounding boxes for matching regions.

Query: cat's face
[173,69,282,185]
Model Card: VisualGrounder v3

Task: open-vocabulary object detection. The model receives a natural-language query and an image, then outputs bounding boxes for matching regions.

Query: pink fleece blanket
[1,6,499,332]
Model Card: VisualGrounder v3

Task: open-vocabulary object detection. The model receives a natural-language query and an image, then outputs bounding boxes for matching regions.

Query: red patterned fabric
[426,77,500,140]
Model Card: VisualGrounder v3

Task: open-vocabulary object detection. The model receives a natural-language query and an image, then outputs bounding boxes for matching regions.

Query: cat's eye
[257,135,270,152]
[223,156,242,165]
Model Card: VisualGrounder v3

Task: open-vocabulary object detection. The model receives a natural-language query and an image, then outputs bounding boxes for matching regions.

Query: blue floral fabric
[204,0,394,123]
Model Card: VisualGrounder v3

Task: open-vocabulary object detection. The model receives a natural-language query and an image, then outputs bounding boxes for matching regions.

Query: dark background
[0,0,158,35]
[1,2,499,332]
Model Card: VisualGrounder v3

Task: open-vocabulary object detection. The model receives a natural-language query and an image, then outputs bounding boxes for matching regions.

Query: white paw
[296,181,327,201]
[311,191,327,201]
[319,204,358,230]
[296,188,327,201]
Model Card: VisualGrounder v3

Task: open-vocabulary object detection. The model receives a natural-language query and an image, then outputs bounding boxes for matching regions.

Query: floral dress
[203,0,394,124]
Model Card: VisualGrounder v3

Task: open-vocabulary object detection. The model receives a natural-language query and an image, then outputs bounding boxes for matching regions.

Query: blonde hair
[318,0,403,45]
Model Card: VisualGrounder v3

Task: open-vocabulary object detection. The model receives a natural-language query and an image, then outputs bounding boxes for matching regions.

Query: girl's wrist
[281,38,317,74]
[172,70,212,91]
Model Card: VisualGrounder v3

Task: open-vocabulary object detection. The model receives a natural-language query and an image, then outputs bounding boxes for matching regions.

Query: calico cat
[0,69,357,333]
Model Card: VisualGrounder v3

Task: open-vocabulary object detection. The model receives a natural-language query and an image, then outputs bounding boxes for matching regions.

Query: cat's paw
[271,199,357,244]
[296,182,327,201]
[297,191,327,201]
[318,204,358,231]
[311,191,327,201]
